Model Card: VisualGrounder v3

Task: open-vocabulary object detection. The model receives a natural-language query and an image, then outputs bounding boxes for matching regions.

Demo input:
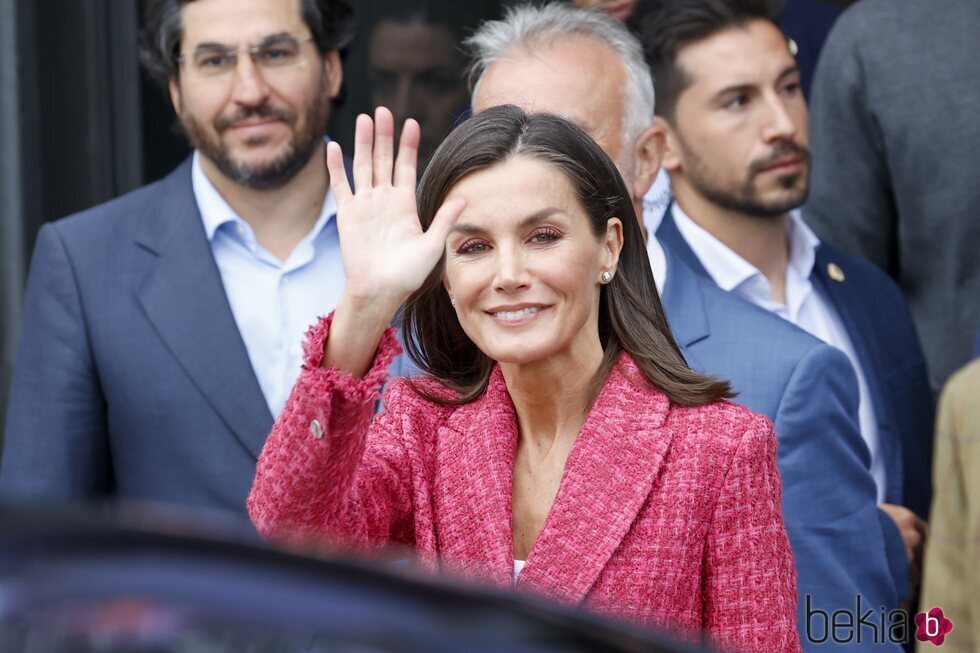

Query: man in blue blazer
[642,0,933,608]
[467,4,904,649]
[0,0,367,521]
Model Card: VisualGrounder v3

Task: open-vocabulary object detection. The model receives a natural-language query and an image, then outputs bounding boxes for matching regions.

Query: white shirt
[514,559,526,583]
[671,204,886,501]
[642,168,673,235]
[192,152,346,418]
[646,236,668,292]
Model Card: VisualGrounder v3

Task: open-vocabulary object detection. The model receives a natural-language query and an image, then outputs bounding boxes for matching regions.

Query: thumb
[424,197,467,250]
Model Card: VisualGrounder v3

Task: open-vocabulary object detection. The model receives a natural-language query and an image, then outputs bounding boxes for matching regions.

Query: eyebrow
[711,64,801,101]
[192,32,297,52]
[451,207,565,236]
[775,64,801,84]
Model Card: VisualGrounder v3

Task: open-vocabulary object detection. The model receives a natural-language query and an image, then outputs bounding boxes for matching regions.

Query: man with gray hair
[466,5,906,648]
[470,3,661,241]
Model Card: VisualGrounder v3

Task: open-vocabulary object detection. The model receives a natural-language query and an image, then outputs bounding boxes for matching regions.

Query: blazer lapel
[518,357,673,603]
[659,246,715,374]
[134,160,274,459]
[436,368,518,588]
[656,203,713,281]
[812,244,901,498]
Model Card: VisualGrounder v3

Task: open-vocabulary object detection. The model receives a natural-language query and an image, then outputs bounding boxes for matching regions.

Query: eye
[780,81,802,96]
[197,52,233,70]
[530,227,562,244]
[259,46,294,62]
[722,93,749,110]
[456,239,489,255]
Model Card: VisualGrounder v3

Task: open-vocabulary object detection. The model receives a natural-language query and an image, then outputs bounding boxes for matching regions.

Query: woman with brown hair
[248,105,800,652]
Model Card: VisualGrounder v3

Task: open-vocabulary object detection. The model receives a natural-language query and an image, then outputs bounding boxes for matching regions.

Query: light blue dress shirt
[192,153,346,418]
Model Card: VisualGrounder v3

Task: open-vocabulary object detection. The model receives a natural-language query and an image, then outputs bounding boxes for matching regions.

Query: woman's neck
[501,343,605,454]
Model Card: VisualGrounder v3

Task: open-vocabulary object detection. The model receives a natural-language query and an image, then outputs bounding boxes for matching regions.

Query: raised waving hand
[322,107,465,377]
[326,107,465,307]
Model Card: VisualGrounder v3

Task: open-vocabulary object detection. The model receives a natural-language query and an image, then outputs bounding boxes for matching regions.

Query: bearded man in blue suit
[0,0,373,521]
[467,3,906,650]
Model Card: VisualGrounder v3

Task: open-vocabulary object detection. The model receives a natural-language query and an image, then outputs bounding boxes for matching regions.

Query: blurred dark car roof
[0,503,710,653]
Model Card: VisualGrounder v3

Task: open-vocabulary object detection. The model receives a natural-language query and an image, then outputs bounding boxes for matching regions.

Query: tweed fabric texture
[249,314,801,652]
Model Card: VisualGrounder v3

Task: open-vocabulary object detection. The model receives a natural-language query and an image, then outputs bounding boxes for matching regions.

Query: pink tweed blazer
[249,316,801,653]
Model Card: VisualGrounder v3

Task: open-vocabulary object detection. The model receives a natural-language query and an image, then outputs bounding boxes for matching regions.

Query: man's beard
[681,137,810,218]
[180,75,330,191]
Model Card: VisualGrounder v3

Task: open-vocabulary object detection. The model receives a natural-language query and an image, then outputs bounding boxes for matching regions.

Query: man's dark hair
[635,0,785,121]
[139,0,354,89]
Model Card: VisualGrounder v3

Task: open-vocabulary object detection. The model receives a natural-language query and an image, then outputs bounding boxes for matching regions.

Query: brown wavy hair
[403,105,732,407]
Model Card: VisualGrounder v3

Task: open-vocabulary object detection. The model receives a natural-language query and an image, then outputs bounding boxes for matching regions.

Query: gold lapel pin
[828,263,846,282]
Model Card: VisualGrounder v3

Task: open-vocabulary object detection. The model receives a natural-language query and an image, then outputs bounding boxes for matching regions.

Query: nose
[760,92,798,143]
[493,244,531,294]
[230,53,271,106]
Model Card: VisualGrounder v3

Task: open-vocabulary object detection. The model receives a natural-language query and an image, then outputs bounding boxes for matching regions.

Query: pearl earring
[601,271,613,283]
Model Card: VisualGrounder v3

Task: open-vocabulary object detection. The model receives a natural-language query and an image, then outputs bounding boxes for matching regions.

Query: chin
[478,337,563,367]
[231,143,292,166]
[770,189,808,213]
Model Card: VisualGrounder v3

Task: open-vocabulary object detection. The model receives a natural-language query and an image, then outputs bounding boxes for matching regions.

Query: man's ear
[168,78,183,116]
[630,125,665,200]
[322,49,343,99]
[653,116,682,173]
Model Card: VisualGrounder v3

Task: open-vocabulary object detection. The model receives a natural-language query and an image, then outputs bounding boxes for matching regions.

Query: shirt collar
[646,237,668,292]
[671,203,761,293]
[785,208,820,282]
[671,203,821,305]
[191,147,338,245]
[192,151,240,242]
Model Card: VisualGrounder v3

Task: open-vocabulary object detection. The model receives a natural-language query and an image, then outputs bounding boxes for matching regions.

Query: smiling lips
[487,305,548,323]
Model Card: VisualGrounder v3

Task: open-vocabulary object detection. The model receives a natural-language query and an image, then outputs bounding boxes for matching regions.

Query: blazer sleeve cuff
[297,311,403,408]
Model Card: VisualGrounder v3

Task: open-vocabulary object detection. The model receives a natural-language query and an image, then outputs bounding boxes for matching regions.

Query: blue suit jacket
[659,248,903,651]
[810,242,935,518]
[659,209,934,517]
[0,158,393,522]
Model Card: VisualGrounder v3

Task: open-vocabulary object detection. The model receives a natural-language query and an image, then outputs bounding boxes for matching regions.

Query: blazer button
[309,419,324,439]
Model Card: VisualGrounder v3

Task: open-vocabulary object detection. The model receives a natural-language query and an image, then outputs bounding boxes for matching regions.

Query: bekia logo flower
[915,607,954,646]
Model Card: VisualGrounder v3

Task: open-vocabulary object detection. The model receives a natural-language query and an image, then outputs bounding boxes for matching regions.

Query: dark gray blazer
[804,0,980,394]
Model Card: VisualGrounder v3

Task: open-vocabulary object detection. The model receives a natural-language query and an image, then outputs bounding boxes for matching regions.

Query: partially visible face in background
[369,18,469,163]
